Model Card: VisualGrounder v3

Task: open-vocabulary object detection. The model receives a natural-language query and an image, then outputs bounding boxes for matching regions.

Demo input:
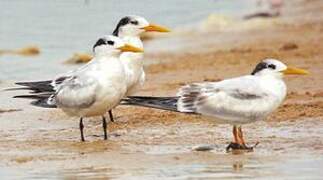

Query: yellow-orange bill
[142,24,170,32]
[118,44,144,53]
[282,67,309,75]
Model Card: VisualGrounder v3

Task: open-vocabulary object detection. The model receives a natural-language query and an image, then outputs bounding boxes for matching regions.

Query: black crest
[93,38,106,51]
[112,16,131,36]
[251,62,268,75]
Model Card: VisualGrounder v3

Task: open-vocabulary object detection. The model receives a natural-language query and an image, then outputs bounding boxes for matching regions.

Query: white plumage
[122,58,308,151]
[177,74,286,124]
[13,35,143,141]
[112,15,170,96]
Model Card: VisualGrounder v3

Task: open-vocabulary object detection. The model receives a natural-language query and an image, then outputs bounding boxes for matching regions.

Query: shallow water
[0,0,257,81]
[40,155,323,179]
[2,151,323,179]
[1,83,323,179]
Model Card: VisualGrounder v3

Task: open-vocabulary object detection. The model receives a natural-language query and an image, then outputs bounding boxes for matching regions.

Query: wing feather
[54,76,98,108]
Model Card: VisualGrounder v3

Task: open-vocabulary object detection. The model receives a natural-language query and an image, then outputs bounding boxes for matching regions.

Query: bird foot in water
[226,142,259,152]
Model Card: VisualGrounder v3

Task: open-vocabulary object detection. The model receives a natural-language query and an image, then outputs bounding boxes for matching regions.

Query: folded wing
[177,77,277,122]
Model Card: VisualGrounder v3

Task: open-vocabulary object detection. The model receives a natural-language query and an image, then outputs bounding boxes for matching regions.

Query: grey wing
[177,78,276,121]
[53,75,98,108]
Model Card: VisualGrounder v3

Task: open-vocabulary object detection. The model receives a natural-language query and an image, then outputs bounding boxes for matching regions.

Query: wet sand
[1,0,323,179]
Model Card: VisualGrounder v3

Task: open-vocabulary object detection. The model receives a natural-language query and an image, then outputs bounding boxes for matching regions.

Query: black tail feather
[14,93,52,99]
[9,79,67,109]
[121,96,179,112]
[13,77,68,93]
[15,80,52,87]
[15,81,54,93]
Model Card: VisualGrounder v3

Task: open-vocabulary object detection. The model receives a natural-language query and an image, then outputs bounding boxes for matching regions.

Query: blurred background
[0,0,260,80]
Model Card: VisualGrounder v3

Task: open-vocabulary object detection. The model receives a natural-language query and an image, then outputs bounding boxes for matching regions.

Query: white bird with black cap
[121,59,309,151]
[109,15,170,121]
[11,35,143,141]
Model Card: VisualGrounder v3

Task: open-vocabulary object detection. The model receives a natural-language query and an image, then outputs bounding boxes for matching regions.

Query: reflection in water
[1,153,323,179]
[232,161,244,172]
[62,167,121,180]
[68,159,248,179]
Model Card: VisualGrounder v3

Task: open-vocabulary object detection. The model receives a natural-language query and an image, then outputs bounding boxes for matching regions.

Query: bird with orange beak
[121,59,309,151]
[108,15,170,122]
[12,35,144,141]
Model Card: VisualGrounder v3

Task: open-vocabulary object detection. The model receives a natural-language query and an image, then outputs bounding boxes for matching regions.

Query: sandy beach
[1,0,323,179]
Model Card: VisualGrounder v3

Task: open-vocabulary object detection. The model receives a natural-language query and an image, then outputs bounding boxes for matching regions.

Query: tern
[108,15,170,122]
[121,59,308,151]
[12,35,143,141]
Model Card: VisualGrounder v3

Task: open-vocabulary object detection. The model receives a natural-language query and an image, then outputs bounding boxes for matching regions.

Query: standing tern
[108,15,170,122]
[12,35,143,141]
[121,59,308,151]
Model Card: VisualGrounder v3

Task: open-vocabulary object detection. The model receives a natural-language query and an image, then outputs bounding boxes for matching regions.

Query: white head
[112,15,170,37]
[251,58,308,78]
[93,35,144,56]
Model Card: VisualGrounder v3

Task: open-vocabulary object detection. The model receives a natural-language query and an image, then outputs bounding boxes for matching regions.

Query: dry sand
[0,0,323,179]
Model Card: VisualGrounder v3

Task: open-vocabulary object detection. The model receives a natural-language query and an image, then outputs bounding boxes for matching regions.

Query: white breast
[120,36,145,96]
[58,57,127,117]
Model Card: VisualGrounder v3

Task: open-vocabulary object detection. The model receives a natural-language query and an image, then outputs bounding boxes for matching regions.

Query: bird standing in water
[122,59,308,151]
[12,35,143,141]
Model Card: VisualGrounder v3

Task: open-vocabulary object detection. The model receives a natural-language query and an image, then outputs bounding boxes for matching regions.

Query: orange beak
[142,24,170,32]
[117,44,144,53]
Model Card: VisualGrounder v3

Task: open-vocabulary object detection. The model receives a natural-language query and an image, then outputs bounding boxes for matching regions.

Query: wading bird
[12,35,143,141]
[122,59,308,151]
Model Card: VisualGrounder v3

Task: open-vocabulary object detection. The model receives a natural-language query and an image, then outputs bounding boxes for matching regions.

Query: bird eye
[130,20,138,25]
[107,40,114,45]
[268,64,276,69]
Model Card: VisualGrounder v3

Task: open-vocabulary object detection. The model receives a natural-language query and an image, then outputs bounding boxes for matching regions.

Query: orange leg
[233,125,239,143]
[237,126,255,150]
[237,126,246,146]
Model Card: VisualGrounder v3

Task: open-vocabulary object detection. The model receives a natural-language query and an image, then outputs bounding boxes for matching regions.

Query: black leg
[102,116,108,140]
[108,110,114,122]
[79,117,85,142]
